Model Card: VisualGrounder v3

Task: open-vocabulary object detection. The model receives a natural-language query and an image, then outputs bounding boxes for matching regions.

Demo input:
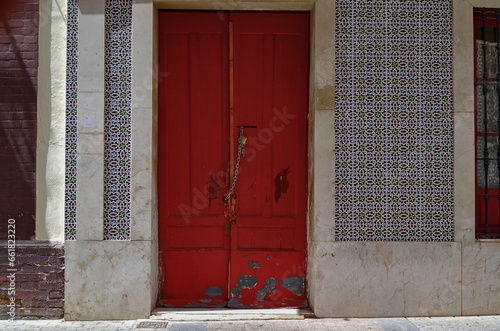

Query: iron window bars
[475,9,500,239]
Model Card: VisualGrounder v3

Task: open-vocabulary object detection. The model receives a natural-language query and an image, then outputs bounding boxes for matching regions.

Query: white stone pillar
[36,0,67,241]
[130,0,158,313]
[306,0,336,312]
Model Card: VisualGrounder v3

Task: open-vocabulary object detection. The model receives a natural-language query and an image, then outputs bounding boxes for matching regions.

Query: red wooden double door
[158,11,309,308]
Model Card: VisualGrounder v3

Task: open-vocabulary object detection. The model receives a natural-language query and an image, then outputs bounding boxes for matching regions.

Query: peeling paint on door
[274,167,290,203]
[206,174,222,206]
[248,260,260,268]
[231,274,258,297]
[228,274,259,308]
[204,286,223,298]
[256,277,279,301]
[282,277,304,296]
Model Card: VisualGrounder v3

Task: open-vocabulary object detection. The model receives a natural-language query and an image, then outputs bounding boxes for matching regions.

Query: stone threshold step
[151,308,315,321]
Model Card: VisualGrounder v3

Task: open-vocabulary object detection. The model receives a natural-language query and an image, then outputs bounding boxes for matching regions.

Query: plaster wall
[36,0,66,240]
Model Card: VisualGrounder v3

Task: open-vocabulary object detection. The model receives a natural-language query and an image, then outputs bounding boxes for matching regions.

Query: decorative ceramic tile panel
[103,0,132,240]
[334,0,454,241]
[65,0,79,240]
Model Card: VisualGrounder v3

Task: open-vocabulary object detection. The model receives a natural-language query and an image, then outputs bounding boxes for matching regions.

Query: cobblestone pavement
[0,316,500,331]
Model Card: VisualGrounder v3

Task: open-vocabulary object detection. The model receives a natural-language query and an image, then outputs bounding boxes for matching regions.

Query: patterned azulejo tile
[103,0,132,240]
[334,0,454,241]
[65,0,79,241]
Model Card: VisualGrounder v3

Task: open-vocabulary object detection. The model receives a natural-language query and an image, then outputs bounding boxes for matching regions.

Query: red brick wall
[0,0,39,240]
[0,242,64,319]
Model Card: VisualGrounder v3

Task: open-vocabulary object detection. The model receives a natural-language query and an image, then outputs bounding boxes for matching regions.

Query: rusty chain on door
[224,126,247,203]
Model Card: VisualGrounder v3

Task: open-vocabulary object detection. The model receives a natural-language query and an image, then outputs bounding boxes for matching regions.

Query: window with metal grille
[475,9,500,238]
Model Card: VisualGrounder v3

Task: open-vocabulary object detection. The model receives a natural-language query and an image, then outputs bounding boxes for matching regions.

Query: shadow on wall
[0,0,38,240]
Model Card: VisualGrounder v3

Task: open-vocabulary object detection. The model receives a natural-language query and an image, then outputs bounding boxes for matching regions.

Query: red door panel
[158,12,230,307]
[475,190,500,235]
[158,11,308,308]
[230,12,309,308]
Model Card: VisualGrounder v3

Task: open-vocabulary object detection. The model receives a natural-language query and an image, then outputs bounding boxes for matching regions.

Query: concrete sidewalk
[0,316,500,330]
